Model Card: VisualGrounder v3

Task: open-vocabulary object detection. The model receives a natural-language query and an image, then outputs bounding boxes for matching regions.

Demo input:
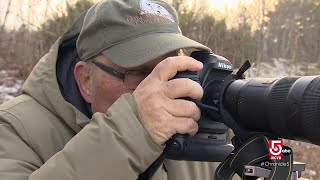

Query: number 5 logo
[268,140,283,160]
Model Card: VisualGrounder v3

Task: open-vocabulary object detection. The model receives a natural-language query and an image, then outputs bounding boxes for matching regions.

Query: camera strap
[214,134,293,180]
[137,154,165,180]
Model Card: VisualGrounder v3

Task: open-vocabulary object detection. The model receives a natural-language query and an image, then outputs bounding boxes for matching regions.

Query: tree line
[0,0,319,78]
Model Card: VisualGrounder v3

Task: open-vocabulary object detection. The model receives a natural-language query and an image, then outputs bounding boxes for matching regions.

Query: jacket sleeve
[0,93,164,180]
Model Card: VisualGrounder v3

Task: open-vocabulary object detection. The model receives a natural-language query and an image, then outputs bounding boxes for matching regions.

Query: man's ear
[74,61,94,104]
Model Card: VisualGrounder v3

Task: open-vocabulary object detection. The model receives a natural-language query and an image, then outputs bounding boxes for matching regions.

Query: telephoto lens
[224,76,320,145]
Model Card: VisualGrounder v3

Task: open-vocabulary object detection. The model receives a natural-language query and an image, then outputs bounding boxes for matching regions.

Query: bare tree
[2,0,11,28]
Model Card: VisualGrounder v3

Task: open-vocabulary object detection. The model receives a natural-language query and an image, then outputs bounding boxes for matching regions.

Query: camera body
[163,51,235,161]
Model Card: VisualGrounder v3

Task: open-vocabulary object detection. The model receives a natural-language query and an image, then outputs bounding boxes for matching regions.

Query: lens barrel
[224,76,320,145]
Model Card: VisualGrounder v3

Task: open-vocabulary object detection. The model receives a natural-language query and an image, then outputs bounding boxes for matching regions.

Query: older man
[0,0,230,179]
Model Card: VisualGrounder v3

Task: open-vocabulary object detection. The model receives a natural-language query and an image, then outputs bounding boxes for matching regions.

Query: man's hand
[133,56,203,145]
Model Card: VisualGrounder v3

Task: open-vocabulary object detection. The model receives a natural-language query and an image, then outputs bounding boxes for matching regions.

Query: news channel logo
[268,139,292,160]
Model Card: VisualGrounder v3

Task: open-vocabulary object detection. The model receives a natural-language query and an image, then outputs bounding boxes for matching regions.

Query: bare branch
[2,0,11,28]
[8,11,57,37]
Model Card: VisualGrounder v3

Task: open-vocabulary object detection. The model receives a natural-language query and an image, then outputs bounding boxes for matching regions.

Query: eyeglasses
[90,59,152,90]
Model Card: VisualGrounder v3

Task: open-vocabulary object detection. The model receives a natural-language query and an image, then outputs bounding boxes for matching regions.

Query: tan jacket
[0,38,238,179]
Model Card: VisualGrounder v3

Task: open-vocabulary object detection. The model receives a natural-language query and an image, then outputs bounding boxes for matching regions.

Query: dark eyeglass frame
[89,59,152,89]
[90,59,125,80]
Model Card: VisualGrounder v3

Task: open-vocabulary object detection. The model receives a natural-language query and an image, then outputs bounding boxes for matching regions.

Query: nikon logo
[217,62,232,70]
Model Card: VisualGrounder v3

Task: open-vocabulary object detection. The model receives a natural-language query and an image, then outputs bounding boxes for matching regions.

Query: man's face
[89,52,178,113]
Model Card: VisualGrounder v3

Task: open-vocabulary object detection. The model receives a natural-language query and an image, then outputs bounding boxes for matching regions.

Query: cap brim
[101,33,211,68]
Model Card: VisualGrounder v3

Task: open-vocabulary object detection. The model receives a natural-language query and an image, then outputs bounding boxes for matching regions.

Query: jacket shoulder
[0,94,33,110]
[0,94,75,161]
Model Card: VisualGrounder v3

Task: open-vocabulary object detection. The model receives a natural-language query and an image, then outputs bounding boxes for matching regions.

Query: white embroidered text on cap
[139,0,175,23]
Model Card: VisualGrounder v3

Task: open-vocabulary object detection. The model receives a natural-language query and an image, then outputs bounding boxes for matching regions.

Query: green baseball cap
[76,0,211,68]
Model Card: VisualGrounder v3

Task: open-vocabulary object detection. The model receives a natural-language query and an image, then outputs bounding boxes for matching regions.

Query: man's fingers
[152,56,203,81]
[133,56,204,145]
[164,78,203,100]
[165,99,201,121]
[172,117,199,136]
